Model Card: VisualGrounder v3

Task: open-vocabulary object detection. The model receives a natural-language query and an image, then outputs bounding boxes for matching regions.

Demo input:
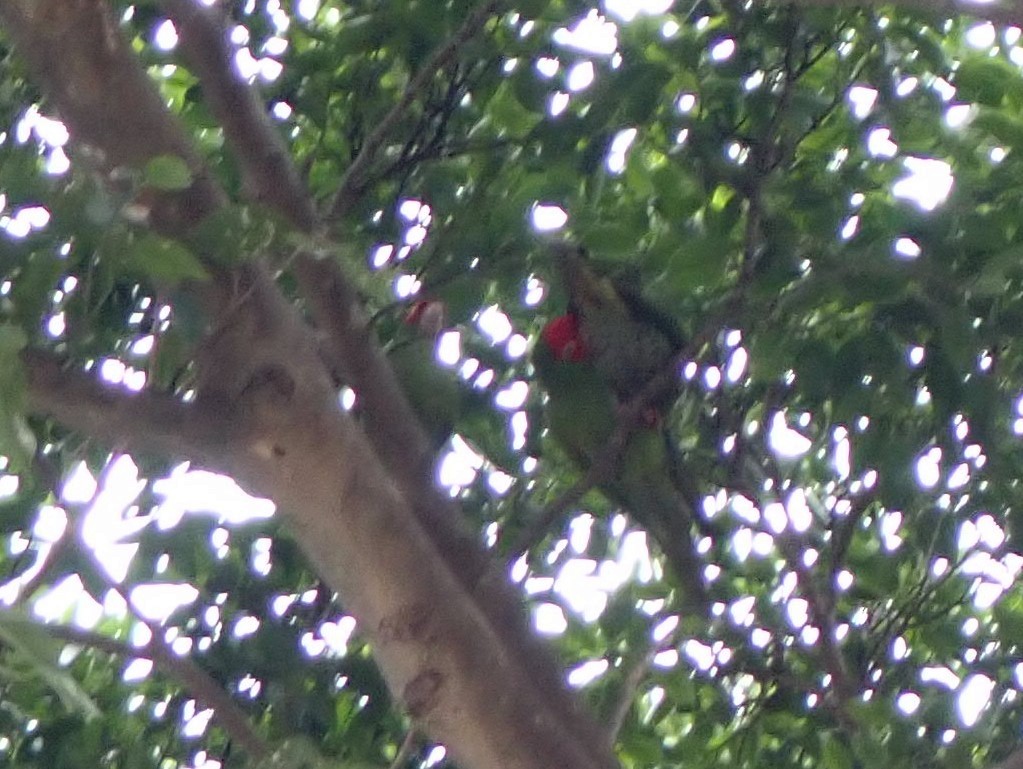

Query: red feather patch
[541,314,588,362]
[404,300,445,336]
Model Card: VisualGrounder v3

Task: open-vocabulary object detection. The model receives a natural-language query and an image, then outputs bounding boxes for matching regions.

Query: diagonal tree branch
[164,10,613,759]
[22,349,243,461]
[162,0,445,500]
[160,0,317,232]
[0,4,618,768]
[32,620,269,759]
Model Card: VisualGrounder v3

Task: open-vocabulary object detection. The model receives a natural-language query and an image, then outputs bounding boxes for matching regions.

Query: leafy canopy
[2,2,1023,769]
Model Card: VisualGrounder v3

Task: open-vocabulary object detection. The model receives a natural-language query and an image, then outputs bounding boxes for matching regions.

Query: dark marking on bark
[404,669,443,719]
[378,603,432,643]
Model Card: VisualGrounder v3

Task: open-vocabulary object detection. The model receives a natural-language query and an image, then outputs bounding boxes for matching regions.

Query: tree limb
[162,6,611,756]
[1,4,618,768]
[160,0,318,232]
[34,621,270,759]
[163,0,500,570]
[22,349,243,461]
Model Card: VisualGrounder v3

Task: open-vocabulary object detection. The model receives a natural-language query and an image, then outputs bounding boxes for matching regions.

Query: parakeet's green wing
[387,320,460,450]
[613,427,707,609]
[532,338,618,465]
[533,332,707,608]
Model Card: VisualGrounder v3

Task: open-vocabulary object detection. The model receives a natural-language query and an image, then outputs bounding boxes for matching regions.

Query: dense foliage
[2,1,1023,768]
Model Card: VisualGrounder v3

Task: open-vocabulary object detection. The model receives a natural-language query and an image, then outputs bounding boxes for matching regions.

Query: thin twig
[603,617,683,749]
[743,455,859,732]
[328,0,505,219]
[53,459,271,760]
[388,729,419,769]
[36,622,270,759]
[778,534,856,705]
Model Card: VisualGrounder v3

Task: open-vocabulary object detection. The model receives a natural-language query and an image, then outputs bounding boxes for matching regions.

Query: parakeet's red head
[540,314,588,362]
[404,299,445,337]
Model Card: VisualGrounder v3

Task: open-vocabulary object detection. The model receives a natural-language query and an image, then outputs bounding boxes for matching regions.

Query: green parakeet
[533,313,707,607]
[387,300,461,449]
[556,244,684,414]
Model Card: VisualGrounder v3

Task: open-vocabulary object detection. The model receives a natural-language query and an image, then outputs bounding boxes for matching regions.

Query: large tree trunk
[1,2,617,767]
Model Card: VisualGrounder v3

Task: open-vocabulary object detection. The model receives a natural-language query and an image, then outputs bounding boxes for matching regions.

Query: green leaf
[993,595,1023,640]
[852,551,899,597]
[11,252,65,330]
[120,233,209,284]
[955,56,1023,107]
[511,69,549,114]
[0,324,34,472]
[795,340,836,402]
[670,229,731,288]
[618,61,672,123]
[970,109,1023,150]
[143,155,194,191]
[0,609,102,721]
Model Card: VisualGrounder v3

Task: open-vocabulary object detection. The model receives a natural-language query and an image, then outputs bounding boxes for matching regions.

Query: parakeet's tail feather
[643,508,709,612]
[662,427,721,541]
[606,475,709,612]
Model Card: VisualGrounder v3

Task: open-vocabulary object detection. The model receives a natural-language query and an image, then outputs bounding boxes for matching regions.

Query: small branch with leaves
[328,0,506,219]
